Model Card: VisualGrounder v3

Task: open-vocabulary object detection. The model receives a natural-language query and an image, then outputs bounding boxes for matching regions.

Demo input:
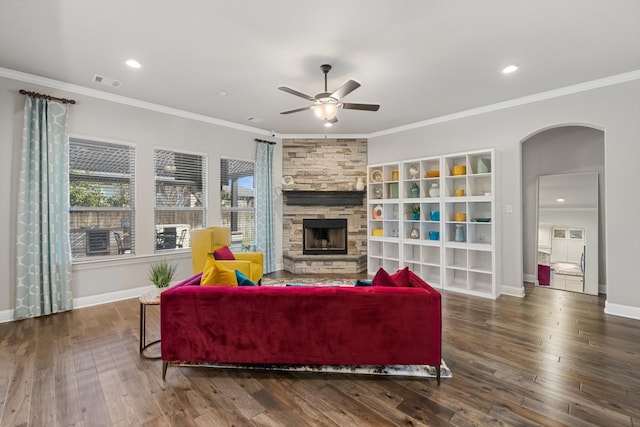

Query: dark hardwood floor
[1,276,639,426]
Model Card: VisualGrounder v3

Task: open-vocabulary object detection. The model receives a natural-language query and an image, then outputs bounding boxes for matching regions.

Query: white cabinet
[368,149,496,298]
[552,273,583,292]
[551,227,585,263]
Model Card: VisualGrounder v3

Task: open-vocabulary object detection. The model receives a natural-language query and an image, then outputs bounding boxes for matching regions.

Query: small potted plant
[148,259,176,293]
[241,239,252,252]
[412,204,420,220]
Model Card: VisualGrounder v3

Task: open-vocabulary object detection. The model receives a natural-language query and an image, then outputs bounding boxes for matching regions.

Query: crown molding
[367,69,640,138]
[0,67,272,136]
[3,67,639,140]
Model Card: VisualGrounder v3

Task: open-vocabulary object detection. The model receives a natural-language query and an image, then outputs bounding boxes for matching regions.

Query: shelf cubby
[468,271,492,293]
[468,175,492,197]
[368,240,383,257]
[383,242,399,259]
[421,158,441,178]
[445,176,467,197]
[445,268,467,289]
[403,243,421,262]
[468,249,492,273]
[468,201,491,221]
[421,245,441,265]
[383,221,400,239]
[468,223,492,245]
[446,247,467,269]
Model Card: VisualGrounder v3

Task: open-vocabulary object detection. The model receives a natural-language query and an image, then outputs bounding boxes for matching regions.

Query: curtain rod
[19,89,76,105]
[255,138,276,145]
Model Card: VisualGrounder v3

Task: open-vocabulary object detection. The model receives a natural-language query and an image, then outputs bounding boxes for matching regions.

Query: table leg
[139,302,161,359]
[139,302,145,354]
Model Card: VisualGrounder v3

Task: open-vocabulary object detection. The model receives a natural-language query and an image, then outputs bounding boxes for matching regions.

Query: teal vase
[411,183,420,198]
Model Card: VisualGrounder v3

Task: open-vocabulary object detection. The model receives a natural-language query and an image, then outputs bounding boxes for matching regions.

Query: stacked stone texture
[282,138,368,273]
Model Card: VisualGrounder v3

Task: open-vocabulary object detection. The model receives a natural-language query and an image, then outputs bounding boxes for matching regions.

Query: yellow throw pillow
[201,258,238,286]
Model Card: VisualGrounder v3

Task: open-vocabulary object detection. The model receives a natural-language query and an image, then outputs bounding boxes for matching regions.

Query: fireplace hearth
[303,218,347,255]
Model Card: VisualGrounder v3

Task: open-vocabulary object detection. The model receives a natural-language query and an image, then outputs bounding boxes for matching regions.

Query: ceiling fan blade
[278,86,317,101]
[341,102,380,111]
[280,105,314,115]
[330,80,361,100]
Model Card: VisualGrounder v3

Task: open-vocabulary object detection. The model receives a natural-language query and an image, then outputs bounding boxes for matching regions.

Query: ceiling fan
[278,64,380,125]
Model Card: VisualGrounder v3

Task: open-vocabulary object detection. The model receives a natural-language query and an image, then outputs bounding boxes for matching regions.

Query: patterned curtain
[255,141,276,273]
[15,96,73,319]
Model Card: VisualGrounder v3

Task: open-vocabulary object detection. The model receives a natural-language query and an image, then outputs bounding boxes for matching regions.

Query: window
[154,149,207,251]
[220,158,255,250]
[69,138,135,259]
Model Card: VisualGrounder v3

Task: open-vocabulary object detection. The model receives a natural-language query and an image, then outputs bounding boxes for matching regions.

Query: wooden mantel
[283,190,366,206]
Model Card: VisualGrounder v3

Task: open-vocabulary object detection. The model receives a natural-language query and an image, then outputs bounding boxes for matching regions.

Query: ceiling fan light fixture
[313,100,339,120]
[502,64,518,74]
[125,59,142,69]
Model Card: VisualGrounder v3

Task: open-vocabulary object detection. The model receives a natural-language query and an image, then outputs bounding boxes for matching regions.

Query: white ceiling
[538,173,598,209]
[1,0,639,135]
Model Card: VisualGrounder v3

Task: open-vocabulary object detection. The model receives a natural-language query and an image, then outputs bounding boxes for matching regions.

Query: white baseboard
[73,285,156,309]
[599,283,607,294]
[0,309,13,323]
[501,284,525,298]
[523,274,537,284]
[604,301,640,320]
[0,284,156,324]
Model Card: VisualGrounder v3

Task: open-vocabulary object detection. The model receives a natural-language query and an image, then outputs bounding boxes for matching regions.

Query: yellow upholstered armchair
[190,226,264,284]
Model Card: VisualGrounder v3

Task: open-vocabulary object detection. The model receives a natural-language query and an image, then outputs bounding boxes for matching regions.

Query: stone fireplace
[282,138,368,274]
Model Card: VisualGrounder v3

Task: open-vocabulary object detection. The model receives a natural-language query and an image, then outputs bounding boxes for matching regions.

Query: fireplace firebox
[303,219,347,255]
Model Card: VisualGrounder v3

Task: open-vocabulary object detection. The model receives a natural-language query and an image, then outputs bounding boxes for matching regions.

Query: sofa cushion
[391,266,411,287]
[213,245,236,260]
[372,267,399,287]
[201,259,238,286]
[235,269,256,286]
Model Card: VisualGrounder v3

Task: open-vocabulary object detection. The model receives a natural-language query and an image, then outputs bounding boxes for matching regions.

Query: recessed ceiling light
[324,121,333,128]
[125,59,141,69]
[218,90,228,96]
[556,197,565,202]
[502,64,518,74]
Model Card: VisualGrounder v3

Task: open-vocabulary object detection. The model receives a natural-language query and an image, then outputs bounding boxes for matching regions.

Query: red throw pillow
[407,270,432,290]
[391,266,411,287]
[213,245,235,260]
[371,267,399,287]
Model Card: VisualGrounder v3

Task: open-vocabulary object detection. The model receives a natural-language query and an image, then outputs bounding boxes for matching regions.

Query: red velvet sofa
[160,270,442,382]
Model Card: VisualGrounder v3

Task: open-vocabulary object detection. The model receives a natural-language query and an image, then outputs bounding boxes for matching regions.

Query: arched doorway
[521,125,606,295]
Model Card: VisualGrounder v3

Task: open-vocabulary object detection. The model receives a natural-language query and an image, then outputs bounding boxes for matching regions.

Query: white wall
[368,79,640,318]
[0,75,283,317]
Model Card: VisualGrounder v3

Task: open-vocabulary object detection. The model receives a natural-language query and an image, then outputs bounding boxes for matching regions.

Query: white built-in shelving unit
[367,149,496,299]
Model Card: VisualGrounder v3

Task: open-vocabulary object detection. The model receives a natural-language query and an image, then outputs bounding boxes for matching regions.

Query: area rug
[261,277,361,287]
[175,360,451,378]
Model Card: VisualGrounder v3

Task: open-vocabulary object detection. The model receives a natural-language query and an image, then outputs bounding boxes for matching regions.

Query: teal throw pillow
[235,270,256,286]
[354,279,372,286]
